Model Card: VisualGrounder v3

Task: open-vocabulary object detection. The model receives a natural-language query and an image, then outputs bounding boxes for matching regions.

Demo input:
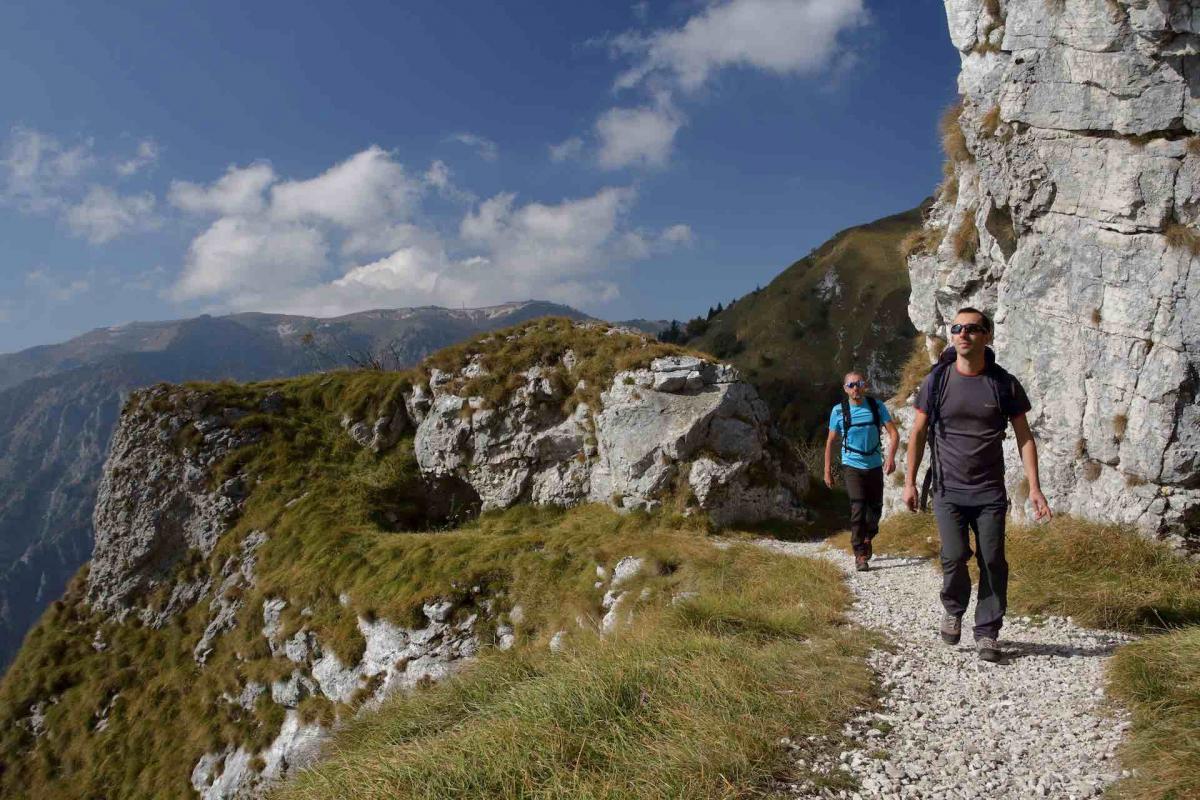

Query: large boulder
[412,348,808,525]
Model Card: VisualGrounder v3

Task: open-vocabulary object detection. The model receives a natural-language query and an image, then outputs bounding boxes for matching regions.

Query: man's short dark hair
[955,306,992,332]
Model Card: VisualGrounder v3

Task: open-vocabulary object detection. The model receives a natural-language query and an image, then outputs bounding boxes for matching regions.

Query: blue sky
[0,0,959,353]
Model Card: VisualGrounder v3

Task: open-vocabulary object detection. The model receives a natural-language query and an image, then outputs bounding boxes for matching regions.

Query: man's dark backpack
[839,396,884,459]
[918,345,1024,509]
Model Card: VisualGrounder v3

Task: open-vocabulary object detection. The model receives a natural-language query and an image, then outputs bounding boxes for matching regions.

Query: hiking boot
[855,555,869,572]
[977,637,1001,663]
[939,612,961,645]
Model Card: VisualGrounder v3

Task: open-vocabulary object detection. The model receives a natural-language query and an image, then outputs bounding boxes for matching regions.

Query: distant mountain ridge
[0,301,589,673]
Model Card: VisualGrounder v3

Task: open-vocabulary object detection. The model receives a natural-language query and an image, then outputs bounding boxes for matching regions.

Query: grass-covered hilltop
[0,318,870,799]
[664,204,924,440]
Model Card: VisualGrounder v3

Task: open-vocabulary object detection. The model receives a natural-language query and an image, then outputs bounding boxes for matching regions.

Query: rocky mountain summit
[899,0,1200,544]
[1,318,807,799]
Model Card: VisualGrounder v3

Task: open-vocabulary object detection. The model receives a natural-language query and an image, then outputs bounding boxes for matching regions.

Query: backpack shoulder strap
[839,397,851,434]
[867,396,882,428]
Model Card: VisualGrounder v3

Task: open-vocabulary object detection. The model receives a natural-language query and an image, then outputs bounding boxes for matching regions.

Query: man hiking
[901,307,1051,663]
[824,371,899,572]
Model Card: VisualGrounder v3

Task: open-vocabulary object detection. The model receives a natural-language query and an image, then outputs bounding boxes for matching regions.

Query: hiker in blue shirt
[824,371,900,572]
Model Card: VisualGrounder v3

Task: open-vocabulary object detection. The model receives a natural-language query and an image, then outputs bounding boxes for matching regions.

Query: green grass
[273,541,872,800]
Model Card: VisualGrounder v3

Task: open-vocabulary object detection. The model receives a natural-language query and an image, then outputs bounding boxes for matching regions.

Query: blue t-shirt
[829,399,892,469]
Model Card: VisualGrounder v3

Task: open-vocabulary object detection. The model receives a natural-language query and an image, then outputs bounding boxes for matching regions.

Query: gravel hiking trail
[757,539,1134,800]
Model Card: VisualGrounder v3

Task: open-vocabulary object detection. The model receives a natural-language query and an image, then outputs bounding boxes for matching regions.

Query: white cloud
[548,137,585,163]
[172,216,328,302]
[65,186,158,244]
[614,0,868,92]
[661,223,693,245]
[423,159,475,204]
[1,127,95,212]
[115,139,160,177]
[449,132,499,162]
[25,268,91,302]
[168,148,660,317]
[595,104,683,169]
[270,146,417,231]
[169,162,276,216]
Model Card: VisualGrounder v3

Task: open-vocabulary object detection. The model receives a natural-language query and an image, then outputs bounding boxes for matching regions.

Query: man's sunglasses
[845,380,866,389]
[950,323,989,335]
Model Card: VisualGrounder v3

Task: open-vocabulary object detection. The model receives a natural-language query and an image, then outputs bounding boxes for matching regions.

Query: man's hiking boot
[977,637,1001,663]
[855,555,869,572]
[939,612,961,645]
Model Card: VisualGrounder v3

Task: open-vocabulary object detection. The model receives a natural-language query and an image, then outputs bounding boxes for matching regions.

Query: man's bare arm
[883,420,900,474]
[901,410,929,511]
[823,429,838,489]
[1011,413,1051,520]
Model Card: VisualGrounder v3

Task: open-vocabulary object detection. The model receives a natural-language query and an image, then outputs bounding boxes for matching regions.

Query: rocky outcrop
[901,0,1200,544]
[409,347,808,526]
[86,386,259,615]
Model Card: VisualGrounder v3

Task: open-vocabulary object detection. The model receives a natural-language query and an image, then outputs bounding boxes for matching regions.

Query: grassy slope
[691,205,925,440]
[0,319,869,799]
[835,513,1200,800]
[274,540,872,800]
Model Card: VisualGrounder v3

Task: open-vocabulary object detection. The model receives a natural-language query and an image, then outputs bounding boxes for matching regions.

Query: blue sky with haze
[0,0,959,353]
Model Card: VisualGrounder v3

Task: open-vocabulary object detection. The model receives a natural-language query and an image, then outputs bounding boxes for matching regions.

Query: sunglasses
[845,381,866,389]
[950,323,989,336]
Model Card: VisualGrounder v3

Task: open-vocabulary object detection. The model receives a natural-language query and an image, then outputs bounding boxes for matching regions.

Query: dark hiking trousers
[933,496,1008,640]
[843,466,883,556]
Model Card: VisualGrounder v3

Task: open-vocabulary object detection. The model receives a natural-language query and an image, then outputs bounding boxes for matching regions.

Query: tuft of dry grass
[1113,413,1128,441]
[1091,307,1102,325]
[940,100,972,163]
[1108,627,1200,800]
[937,161,960,205]
[953,209,980,262]
[1188,136,1200,156]
[891,336,933,405]
[1165,222,1200,256]
[1082,460,1103,482]
[983,0,1001,17]
[899,227,946,261]
[980,105,1002,137]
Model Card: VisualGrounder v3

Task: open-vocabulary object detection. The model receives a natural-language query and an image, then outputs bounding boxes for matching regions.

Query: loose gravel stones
[758,540,1133,800]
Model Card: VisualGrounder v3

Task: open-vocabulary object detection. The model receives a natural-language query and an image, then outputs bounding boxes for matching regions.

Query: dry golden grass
[953,209,980,262]
[1188,136,1200,156]
[1113,412,1129,440]
[940,100,972,163]
[899,227,946,261]
[980,105,1002,137]
[1108,627,1200,800]
[890,336,933,405]
[273,541,873,800]
[1165,222,1200,256]
[983,0,1001,17]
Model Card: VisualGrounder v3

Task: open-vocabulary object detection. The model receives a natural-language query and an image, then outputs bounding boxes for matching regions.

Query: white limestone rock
[897,1,1200,544]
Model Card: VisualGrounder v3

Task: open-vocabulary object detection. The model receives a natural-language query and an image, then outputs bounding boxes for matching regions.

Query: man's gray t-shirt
[915,365,1031,504]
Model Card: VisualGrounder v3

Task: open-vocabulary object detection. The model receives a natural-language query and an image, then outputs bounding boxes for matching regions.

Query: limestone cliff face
[903,0,1200,543]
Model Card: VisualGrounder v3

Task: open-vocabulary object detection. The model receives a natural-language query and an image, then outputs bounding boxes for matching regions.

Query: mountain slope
[0,321,857,799]
[0,302,588,674]
[689,204,926,440]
